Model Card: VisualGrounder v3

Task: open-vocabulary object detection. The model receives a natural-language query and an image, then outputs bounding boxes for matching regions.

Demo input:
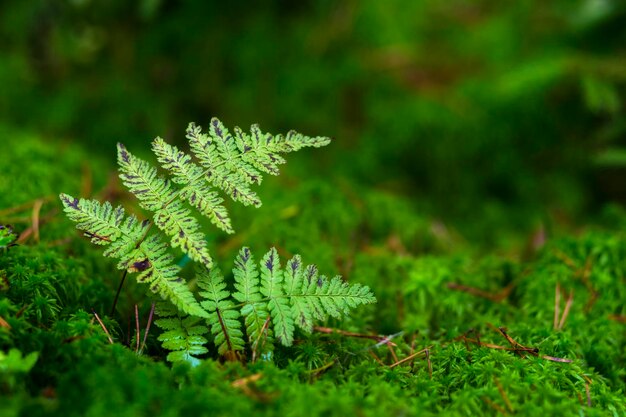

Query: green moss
[1,129,625,416]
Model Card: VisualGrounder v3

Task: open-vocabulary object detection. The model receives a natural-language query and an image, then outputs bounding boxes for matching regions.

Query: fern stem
[215,308,236,357]
[135,304,140,353]
[110,218,154,316]
[110,270,128,315]
[226,293,374,311]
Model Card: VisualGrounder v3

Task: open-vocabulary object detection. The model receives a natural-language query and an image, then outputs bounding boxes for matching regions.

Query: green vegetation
[1,1,626,416]
[58,120,373,365]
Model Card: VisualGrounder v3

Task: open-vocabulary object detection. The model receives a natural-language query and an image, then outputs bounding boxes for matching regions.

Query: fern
[154,302,209,366]
[197,266,245,360]
[232,247,274,357]
[60,118,376,364]
[60,118,330,316]
[190,247,375,361]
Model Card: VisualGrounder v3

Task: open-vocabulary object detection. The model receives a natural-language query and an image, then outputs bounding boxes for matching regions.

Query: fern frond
[186,122,262,207]
[152,137,233,234]
[256,248,376,346]
[232,247,274,355]
[61,118,334,333]
[185,118,331,209]
[60,194,206,317]
[197,266,245,359]
[260,248,295,346]
[136,235,207,317]
[60,194,135,246]
[155,246,376,359]
[283,255,315,333]
[117,143,213,267]
[155,302,208,366]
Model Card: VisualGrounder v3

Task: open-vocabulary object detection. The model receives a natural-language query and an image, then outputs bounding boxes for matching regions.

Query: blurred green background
[2,3,626,415]
[2,0,626,249]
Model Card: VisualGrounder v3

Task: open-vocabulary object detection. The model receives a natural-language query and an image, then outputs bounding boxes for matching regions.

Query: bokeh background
[2,0,626,251]
[2,3,626,414]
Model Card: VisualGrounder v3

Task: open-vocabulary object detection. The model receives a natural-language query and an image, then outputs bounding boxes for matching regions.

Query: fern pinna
[60,118,376,362]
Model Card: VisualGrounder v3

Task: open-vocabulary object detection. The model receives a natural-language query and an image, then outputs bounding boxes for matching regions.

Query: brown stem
[139,302,156,354]
[110,270,128,316]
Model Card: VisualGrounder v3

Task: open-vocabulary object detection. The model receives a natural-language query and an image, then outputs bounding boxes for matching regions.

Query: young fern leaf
[162,247,376,362]
[59,194,137,246]
[283,256,315,332]
[186,122,261,207]
[152,137,233,234]
[155,302,209,366]
[117,144,213,267]
[197,266,245,360]
[135,235,207,317]
[260,248,295,346]
[60,195,206,317]
[185,118,331,208]
[60,118,332,323]
[232,247,274,357]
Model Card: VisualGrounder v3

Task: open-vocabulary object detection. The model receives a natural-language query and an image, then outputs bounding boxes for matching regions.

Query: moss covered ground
[1,127,625,417]
[2,2,626,415]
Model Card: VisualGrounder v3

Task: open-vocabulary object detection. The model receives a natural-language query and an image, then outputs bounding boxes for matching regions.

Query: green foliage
[60,118,331,316]
[59,195,205,317]
[58,118,377,367]
[3,2,626,415]
[0,349,38,392]
[157,247,375,363]
[1,131,626,415]
[0,225,17,251]
[155,302,209,366]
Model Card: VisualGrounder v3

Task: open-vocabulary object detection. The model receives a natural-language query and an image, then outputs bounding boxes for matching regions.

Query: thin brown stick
[409,333,417,367]
[31,199,43,243]
[110,271,128,315]
[446,282,514,303]
[462,335,471,352]
[463,338,508,349]
[494,326,534,358]
[231,373,263,388]
[554,282,561,330]
[92,309,114,344]
[557,289,574,330]
[139,302,156,354]
[16,209,58,244]
[541,355,572,363]
[582,375,592,407]
[425,348,432,379]
[313,326,398,346]
[464,330,571,363]
[579,257,598,313]
[387,343,399,363]
[389,347,430,369]
[368,350,385,366]
[134,305,140,353]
